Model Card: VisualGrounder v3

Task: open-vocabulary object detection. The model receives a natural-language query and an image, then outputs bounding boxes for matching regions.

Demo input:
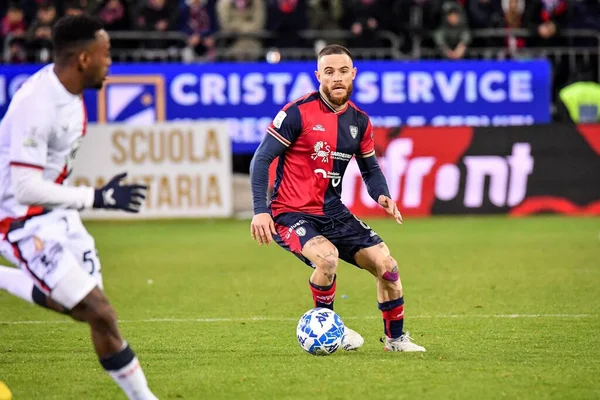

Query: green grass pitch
[1,216,599,399]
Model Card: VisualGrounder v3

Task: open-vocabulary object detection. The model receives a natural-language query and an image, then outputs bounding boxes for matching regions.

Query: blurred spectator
[2,3,27,38]
[267,0,308,49]
[216,0,266,60]
[135,0,179,32]
[501,0,526,56]
[64,0,85,15]
[308,0,342,31]
[2,3,28,64]
[405,0,443,31]
[434,2,471,59]
[502,0,524,29]
[344,0,391,48]
[96,0,130,31]
[26,2,57,61]
[308,0,343,52]
[19,0,61,25]
[181,0,218,58]
[135,0,180,48]
[392,0,443,53]
[5,37,28,63]
[525,0,568,45]
[467,0,503,29]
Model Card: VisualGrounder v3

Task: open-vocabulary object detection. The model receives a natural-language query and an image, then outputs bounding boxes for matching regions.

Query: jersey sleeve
[8,105,53,170]
[265,102,303,147]
[357,118,375,158]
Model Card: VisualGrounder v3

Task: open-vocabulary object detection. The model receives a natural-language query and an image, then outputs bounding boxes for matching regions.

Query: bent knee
[313,245,339,271]
[377,256,402,289]
[76,289,116,326]
[307,243,339,273]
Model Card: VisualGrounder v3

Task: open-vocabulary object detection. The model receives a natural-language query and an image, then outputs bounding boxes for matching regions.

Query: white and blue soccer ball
[296,308,345,355]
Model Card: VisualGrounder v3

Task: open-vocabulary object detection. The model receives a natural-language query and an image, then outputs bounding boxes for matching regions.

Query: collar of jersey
[318,91,348,115]
[47,64,82,103]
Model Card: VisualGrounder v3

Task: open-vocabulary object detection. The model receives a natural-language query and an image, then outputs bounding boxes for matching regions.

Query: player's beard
[88,75,106,90]
[84,70,107,90]
[323,82,353,107]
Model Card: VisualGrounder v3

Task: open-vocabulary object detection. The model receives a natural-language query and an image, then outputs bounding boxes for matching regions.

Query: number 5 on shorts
[83,250,99,275]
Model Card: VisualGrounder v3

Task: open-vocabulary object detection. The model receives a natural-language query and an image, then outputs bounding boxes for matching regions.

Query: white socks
[108,357,158,400]
[101,342,158,400]
[0,265,34,304]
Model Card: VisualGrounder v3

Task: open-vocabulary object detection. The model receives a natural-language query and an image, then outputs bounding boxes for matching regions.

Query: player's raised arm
[249,103,302,244]
[355,119,402,224]
[9,105,146,213]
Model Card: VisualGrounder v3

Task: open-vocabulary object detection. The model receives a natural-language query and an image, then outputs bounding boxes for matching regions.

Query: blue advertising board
[0,60,551,154]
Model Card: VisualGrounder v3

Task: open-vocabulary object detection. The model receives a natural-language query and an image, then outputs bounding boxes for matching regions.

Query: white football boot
[341,326,365,351]
[382,332,426,352]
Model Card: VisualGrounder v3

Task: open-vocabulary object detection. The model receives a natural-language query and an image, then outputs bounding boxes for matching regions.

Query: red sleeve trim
[9,161,44,170]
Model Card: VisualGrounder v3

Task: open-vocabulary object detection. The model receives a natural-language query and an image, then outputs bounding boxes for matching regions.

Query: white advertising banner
[71,121,232,219]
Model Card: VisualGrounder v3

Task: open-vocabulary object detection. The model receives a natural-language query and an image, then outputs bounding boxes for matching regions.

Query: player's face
[316,54,356,107]
[81,30,112,90]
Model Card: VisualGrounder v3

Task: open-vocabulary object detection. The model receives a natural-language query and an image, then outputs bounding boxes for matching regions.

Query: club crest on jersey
[295,227,306,237]
[349,125,359,139]
[311,141,331,163]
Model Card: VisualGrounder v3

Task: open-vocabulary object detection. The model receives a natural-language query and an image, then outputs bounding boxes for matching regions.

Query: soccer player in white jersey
[0,15,158,400]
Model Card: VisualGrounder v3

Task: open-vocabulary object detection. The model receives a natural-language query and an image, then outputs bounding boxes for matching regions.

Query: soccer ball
[296,307,345,355]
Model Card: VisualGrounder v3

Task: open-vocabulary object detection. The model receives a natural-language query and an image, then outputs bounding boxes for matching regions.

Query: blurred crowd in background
[1,0,598,61]
[1,0,599,119]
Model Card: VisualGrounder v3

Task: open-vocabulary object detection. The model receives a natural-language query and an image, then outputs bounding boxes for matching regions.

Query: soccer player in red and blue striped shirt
[250,44,426,352]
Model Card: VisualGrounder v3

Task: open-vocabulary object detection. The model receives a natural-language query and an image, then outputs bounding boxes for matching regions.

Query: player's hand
[251,213,277,245]
[93,172,148,213]
[378,195,403,224]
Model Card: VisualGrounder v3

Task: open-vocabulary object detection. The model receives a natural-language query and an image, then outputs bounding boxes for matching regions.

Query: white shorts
[1,210,103,309]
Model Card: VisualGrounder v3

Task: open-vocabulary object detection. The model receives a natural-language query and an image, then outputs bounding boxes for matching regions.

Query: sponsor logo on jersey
[314,169,341,187]
[311,141,352,163]
[311,141,331,162]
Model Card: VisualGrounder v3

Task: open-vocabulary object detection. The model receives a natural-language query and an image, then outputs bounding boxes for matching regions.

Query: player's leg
[7,218,158,399]
[273,213,364,351]
[302,235,339,311]
[0,240,34,303]
[54,271,157,400]
[0,265,34,304]
[272,213,340,311]
[331,212,425,352]
[353,242,426,352]
[0,243,82,318]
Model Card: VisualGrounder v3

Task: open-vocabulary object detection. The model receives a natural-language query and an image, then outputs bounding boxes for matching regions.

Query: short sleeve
[266,102,302,147]
[357,118,375,158]
[9,105,52,170]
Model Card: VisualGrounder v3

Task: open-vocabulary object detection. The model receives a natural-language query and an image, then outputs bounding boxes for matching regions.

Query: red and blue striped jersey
[264,92,379,217]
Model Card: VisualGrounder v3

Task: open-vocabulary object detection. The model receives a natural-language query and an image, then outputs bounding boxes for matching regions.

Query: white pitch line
[0,314,595,326]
